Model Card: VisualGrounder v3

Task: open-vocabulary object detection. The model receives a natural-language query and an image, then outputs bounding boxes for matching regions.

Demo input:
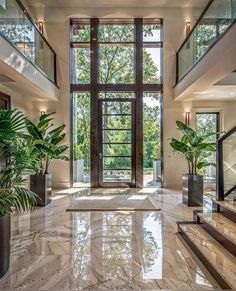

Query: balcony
[174,0,236,100]
[0,0,58,100]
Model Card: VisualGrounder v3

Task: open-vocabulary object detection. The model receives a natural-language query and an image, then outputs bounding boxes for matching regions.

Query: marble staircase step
[216,200,236,214]
[198,212,236,248]
[179,223,236,290]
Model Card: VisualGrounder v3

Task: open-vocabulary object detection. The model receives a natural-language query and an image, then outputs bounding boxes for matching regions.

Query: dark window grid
[70,18,163,187]
[71,42,163,48]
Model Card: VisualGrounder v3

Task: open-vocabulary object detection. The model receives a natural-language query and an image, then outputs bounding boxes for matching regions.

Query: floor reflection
[0,189,219,290]
[72,212,162,288]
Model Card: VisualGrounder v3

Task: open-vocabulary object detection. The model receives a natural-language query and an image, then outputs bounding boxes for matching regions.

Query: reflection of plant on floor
[73,213,90,281]
[143,212,160,271]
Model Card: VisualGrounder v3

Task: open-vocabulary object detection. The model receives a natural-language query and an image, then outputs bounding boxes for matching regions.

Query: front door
[98,98,135,187]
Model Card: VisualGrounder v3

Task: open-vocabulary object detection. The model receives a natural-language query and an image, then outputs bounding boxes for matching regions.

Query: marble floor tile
[179,224,236,289]
[0,188,219,290]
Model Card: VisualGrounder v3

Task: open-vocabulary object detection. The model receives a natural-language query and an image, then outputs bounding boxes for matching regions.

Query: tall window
[196,112,220,193]
[71,19,163,187]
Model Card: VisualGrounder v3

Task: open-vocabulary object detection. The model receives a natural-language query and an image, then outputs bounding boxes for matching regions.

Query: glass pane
[103,170,131,182]
[103,130,132,143]
[143,47,161,84]
[72,48,90,84]
[0,0,55,82]
[99,24,134,42]
[103,116,131,129]
[196,113,218,138]
[143,24,162,42]
[99,92,135,99]
[177,0,236,81]
[72,24,90,42]
[143,92,162,187]
[196,113,218,192]
[103,144,132,156]
[73,92,91,186]
[102,102,131,115]
[99,45,135,84]
[103,157,131,169]
[222,132,236,193]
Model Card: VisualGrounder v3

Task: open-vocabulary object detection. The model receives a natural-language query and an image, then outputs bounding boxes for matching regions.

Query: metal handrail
[216,126,236,201]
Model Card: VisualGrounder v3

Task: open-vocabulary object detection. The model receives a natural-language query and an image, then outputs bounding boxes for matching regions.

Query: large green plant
[26,112,69,175]
[170,120,217,175]
[0,109,37,216]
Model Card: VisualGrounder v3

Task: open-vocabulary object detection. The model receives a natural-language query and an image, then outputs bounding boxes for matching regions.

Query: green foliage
[194,19,232,60]
[74,25,161,172]
[26,112,69,174]
[169,120,217,175]
[143,93,161,168]
[0,23,35,61]
[196,113,218,176]
[0,109,37,216]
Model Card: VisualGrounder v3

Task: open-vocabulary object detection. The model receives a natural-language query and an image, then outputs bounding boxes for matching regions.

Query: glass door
[98,99,135,187]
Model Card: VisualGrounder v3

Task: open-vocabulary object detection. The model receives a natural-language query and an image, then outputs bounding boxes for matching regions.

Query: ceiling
[26,0,208,8]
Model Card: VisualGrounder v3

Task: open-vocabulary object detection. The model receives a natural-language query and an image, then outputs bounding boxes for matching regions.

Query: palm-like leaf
[0,109,26,142]
[170,120,218,175]
[0,111,38,216]
[26,112,69,174]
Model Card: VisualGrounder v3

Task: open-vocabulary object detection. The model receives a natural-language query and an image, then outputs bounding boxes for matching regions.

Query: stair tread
[216,200,236,213]
[199,212,236,245]
[179,223,236,289]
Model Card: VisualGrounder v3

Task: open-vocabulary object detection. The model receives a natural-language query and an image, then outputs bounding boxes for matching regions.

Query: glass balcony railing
[176,0,236,83]
[0,0,56,84]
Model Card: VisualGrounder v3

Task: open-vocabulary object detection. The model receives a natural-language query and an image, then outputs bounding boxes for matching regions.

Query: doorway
[70,18,163,188]
[98,98,135,187]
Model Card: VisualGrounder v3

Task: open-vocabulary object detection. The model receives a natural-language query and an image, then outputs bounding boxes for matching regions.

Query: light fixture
[185,21,191,37]
[40,111,46,115]
[15,42,31,55]
[38,21,44,34]
[185,111,190,126]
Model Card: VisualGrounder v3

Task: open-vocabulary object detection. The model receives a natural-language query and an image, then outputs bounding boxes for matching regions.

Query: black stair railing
[217,126,236,200]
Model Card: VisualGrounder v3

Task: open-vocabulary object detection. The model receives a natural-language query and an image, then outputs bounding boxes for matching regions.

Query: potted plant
[170,120,216,206]
[0,109,37,278]
[26,112,69,206]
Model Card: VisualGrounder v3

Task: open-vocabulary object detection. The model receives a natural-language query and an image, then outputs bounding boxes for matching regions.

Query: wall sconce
[15,42,31,55]
[40,111,46,116]
[38,21,44,35]
[185,111,191,126]
[185,21,191,37]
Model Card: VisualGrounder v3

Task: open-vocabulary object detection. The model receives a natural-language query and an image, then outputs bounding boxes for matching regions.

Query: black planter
[0,214,10,278]
[30,174,52,206]
[182,174,203,206]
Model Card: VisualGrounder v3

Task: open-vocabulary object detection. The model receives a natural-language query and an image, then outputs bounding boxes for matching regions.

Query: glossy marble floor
[0,188,220,290]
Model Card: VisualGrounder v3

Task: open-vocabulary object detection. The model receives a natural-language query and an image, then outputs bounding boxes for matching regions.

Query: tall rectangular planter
[0,214,10,278]
[182,174,203,206]
[30,174,52,206]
